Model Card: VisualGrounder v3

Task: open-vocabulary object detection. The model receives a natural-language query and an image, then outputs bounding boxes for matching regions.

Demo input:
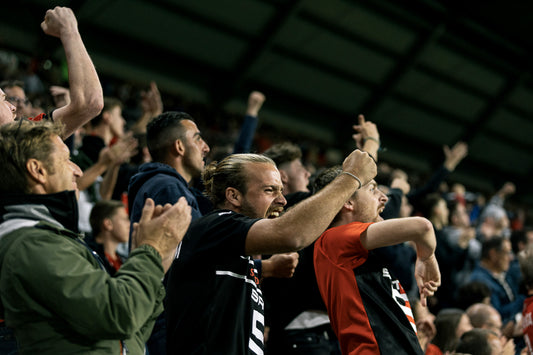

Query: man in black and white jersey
[165,151,377,354]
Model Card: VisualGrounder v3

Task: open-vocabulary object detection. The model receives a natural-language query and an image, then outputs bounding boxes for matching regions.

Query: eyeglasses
[7,96,30,106]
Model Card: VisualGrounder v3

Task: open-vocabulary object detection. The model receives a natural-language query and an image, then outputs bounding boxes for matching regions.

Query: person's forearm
[247,174,359,255]
[246,150,376,255]
[410,219,436,261]
[77,160,109,191]
[363,138,379,161]
[414,232,437,261]
[55,30,103,138]
[233,115,258,154]
[99,164,120,200]
[364,217,436,259]
[280,174,360,245]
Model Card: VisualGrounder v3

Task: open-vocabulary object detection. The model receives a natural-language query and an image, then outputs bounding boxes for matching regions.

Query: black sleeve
[181,211,260,261]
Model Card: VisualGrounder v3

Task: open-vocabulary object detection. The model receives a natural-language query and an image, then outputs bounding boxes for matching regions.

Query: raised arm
[233,91,265,154]
[99,134,138,200]
[408,141,468,209]
[443,141,468,171]
[131,82,163,135]
[363,217,440,306]
[77,134,137,192]
[352,114,380,161]
[245,149,377,255]
[41,7,103,138]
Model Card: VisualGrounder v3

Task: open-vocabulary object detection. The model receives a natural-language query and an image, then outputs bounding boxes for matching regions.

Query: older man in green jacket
[0,120,191,354]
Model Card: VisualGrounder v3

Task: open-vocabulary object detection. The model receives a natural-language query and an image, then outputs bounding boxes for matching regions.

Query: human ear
[225,187,242,207]
[103,218,113,232]
[26,158,47,185]
[343,198,355,212]
[174,139,185,156]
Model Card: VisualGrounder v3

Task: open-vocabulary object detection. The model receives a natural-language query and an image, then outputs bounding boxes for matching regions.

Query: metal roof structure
[2,0,533,204]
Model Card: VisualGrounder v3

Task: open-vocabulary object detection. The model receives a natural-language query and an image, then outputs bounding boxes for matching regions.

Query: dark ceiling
[2,0,533,205]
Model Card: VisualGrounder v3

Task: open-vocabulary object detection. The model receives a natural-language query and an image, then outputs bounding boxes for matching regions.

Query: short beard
[239,199,264,219]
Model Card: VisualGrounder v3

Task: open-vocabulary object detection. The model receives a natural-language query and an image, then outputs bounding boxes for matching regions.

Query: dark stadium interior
[2,0,533,204]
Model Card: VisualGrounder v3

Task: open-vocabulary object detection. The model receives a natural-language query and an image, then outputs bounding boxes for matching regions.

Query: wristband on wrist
[363,137,380,146]
[341,171,362,189]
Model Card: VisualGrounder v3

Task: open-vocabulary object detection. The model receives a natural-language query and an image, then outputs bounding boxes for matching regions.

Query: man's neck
[162,158,192,184]
[102,237,119,257]
[480,260,502,276]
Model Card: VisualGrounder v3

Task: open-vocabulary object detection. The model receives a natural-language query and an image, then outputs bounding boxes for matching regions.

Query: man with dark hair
[0,119,191,354]
[469,236,525,324]
[312,166,440,355]
[127,111,210,354]
[129,111,210,227]
[166,150,377,354]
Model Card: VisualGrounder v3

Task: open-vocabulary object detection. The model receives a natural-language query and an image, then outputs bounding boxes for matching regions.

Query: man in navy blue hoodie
[128,111,210,354]
[129,111,210,225]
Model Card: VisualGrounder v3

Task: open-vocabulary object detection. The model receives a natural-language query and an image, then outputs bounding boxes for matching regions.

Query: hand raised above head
[246,91,266,117]
[390,177,410,195]
[352,114,379,149]
[443,141,468,171]
[41,7,78,38]
[141,81,163,117]
[342,149,377,188]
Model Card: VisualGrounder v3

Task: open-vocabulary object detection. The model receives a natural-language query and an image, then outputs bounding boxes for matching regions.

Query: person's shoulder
[2,223,79,260]
[194,209,237,223]
[137,163,185,184]
[132,164,183,190]
[324,221,370,234]
[190,210,256,231]
[469,266,491,280]
[318,221,371,247]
